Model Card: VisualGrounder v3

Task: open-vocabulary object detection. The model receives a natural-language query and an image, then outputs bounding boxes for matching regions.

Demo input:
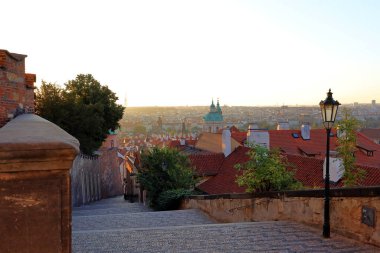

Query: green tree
[137,147,197,210]
[35,81,66,125]
[336,109,366,186]
[35,74,124,155]
[235,145,302,192]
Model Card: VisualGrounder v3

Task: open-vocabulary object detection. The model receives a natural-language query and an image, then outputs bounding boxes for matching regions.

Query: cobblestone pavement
[72,196,379,253]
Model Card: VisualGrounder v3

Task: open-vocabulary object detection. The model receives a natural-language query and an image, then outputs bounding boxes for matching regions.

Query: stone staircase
[72,196,378,253]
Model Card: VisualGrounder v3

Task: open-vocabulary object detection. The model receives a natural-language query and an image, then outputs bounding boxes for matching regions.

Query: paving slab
[73,209,215,231]
[72,196,379,253]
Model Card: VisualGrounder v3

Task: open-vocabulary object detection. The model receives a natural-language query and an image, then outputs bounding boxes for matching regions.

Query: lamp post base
[323,221,330,238]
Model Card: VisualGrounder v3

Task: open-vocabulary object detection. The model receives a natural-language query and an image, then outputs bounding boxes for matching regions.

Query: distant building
[0,49,36,127]
[203,99,224,133]
[100,129,119,150]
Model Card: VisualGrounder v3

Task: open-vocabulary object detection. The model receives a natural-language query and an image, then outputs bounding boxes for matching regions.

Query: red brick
[0,49,36,127]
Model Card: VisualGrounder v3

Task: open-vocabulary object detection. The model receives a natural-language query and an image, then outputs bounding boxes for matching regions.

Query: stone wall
[71,148,124,206]
[0,114,79,253]
[181,187,380,247]
[98,148,123,198]
[0,49,35,127]
[71,155,101,207]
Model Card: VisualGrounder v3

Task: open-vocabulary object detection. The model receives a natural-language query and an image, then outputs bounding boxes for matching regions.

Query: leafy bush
[235,145,302,192]
[336,109,366,186]
[137,147,197,210]
[156,188,194,211]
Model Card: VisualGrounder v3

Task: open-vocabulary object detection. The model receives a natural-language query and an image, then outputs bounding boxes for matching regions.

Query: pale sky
[2,0,380,106]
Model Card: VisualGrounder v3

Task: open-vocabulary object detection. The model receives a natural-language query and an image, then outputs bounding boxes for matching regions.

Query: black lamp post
[319,89,340,238]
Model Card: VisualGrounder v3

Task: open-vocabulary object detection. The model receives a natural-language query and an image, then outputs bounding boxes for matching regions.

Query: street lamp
[319,89,340,238]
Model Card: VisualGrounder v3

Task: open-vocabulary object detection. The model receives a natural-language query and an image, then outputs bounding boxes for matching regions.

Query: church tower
[203,99,224,133]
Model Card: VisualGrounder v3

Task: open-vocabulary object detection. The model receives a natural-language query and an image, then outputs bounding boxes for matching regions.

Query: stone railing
[181,187,380,247]
[0,114,79,253]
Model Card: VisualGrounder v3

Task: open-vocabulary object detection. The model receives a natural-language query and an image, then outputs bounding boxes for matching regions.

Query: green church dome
[203,99,223,122]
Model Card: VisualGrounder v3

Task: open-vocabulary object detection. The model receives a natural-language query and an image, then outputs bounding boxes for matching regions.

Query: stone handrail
[0,114,79,253]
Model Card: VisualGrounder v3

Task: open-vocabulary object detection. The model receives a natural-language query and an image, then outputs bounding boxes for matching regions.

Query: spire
[216,98,222,113]
[210,98,216,112]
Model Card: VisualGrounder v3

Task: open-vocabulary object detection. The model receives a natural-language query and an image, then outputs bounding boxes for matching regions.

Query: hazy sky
[2,0,379,106]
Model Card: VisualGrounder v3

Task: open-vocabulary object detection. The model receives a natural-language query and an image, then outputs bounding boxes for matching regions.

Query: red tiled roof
[198,150,380,194]
[359,165,380,186]
[195,129,380,194]
[269,129,380,169]
[197,146,250,194]
[168,139,198,149]
[168,140,180,148]
[270,129,334,157]
[360,128,380,140]
[186,139,197,146]
[286,155,329,188]
[288,154,380,188]
[189,153,225,176]
[230,126,240,133]
[231,132,247,144]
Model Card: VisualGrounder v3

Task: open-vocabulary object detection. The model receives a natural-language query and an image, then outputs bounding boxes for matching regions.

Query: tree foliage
[336,109,366,186]
[137,147,197,210]
[235,145,302,192]
[35,81,66,125]
[35,74,124,154]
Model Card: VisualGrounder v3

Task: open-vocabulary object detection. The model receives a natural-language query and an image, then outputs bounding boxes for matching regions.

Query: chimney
[301,123,311,140]
[246,127,270,149]
[277,122,290,130]
[323,157,344,183]
[248,123,259,130]
[222,128,232,157]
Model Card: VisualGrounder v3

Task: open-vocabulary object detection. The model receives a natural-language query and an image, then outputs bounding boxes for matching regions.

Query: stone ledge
[188,186,380,199]
[0,114,79,172]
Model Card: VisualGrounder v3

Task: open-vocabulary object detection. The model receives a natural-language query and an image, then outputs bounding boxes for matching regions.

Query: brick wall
[0,49,36,127]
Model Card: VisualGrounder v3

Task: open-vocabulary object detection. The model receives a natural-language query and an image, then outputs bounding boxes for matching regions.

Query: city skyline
[2,0,380,107]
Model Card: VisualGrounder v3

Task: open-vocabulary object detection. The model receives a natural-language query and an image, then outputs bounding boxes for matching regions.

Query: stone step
[72,196,152,216]
[73,196,139,208]
[72,205,151,216]
[73,221,377,253]
[73,203,143,211]
[73,209,214,231]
